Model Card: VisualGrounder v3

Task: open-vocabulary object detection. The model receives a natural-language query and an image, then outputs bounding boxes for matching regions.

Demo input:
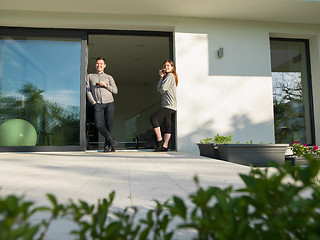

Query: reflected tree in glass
[0,82,79,146]
[272,72,305,143]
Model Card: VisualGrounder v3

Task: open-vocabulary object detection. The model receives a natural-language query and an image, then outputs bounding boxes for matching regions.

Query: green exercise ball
[0,119,37,146]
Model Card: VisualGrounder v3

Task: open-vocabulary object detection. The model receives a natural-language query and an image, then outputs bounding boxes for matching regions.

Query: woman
[150,60,178,152]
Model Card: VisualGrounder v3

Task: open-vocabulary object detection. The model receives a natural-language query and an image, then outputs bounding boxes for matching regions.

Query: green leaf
[5,195,19,215]
[46,194,57,206]
[139,227,150,240]
[239,174,257,190]
[104,221,121,239]
[172,196,186,218]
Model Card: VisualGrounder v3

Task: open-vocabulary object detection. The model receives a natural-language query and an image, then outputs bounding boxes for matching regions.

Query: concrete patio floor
[0,150,252,239]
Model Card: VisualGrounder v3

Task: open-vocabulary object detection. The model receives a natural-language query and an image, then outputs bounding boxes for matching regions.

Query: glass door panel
[0,36,82,146]
[270,39,313,144]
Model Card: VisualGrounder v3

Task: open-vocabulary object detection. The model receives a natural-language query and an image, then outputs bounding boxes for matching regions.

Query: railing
[125,101,161,146]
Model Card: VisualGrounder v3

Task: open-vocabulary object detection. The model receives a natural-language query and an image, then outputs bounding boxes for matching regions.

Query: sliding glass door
[0,29,86,150]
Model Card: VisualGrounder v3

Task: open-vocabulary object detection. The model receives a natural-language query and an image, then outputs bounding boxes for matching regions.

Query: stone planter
[216,144,289,167]
[197,143,220,159]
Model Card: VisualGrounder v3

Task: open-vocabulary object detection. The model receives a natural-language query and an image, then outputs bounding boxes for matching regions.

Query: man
[86,57,118,152]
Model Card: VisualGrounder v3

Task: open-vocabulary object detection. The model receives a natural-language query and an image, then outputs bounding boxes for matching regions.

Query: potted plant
[197,134,232,159]
[287,141,320,165]
[198,134,289,167]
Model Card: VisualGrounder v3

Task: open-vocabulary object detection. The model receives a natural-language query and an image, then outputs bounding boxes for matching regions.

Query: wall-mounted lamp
[217,48,224,58]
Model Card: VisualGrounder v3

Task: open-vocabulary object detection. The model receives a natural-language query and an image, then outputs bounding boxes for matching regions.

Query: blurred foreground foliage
[1,155,320,240]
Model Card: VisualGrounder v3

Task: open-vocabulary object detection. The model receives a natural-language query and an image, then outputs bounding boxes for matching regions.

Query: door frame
[85,30,175,150]
[270,37,315,145]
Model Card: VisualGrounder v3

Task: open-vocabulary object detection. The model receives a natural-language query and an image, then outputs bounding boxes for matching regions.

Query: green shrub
[168,156,320,239]
[1,155,320,239]
[200,134,233,144]
[0,193,64,240]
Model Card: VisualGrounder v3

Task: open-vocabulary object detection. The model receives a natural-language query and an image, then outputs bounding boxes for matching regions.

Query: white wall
[173,19,320,154]
[174,24,275,154]
[309,36,320,146]
[1,11,320,153]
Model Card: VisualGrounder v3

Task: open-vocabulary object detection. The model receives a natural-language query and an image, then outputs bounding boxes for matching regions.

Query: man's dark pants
[94,102,114,145]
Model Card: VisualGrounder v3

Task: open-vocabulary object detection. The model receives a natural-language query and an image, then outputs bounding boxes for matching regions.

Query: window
[270,38,314,144]
[0,34,82,147]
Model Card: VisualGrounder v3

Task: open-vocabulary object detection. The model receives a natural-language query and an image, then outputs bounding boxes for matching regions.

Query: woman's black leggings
[150,107,176,134]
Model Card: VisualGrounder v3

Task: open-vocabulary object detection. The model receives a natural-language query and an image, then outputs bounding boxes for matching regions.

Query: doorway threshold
[85,149,155,153]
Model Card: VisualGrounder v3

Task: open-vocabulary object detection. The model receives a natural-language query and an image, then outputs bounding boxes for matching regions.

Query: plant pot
[293,156,309,166]
[216,144,289,167]
[285,155,319,166]
[197,143,220,159]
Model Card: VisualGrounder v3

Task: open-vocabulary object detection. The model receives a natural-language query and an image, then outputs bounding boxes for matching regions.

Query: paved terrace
[0,150,252,239]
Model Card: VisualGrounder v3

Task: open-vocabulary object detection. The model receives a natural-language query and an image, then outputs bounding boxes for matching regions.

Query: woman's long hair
[163,60,178,86]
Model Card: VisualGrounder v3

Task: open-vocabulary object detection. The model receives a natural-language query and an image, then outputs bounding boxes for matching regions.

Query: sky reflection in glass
[0,37,82,146]
[0,37,81,107]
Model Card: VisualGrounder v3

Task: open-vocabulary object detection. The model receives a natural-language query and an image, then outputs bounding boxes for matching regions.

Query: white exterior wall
[174,20,275,154]
[1,11,320,154]
[309,36,320,146]
[174,19,320,154]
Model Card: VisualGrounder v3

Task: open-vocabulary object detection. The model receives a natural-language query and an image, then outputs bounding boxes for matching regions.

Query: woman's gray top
[157,73,177,111]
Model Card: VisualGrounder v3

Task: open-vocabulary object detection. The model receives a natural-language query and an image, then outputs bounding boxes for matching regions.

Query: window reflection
[0,36,81,146]
[272,72,305,142]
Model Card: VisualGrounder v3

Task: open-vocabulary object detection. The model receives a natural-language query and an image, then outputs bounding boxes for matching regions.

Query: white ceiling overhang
[0,0,320,24]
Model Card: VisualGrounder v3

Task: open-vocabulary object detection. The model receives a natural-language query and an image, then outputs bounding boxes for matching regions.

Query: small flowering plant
[291,141,320,157]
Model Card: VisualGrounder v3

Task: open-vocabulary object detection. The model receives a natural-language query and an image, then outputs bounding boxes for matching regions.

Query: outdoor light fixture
[218,48,224,58]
